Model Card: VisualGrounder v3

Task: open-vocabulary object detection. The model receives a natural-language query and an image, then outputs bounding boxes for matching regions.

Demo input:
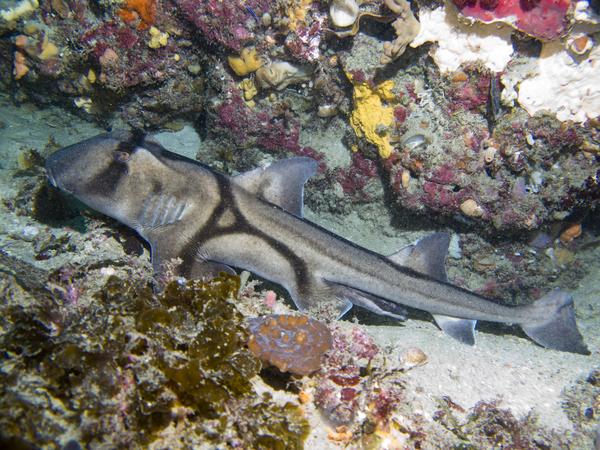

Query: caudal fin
[521,289,589,355]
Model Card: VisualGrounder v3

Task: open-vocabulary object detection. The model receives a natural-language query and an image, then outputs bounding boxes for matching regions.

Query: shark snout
[45,146,79,193]
[45,150,66,189]
[46,164,57,187]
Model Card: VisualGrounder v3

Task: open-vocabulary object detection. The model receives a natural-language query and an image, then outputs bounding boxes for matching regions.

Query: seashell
[402,134,428,151]
[401,170,410,189]
[400,347,428,369]
[329,0,360,28]
[460,199,484,218]
[318,104,338,117]
[567,34,592,56]
[261,12,272,27]
[482,147,496,164]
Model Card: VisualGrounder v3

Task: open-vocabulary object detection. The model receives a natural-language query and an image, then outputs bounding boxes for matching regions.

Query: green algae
[0,273,309,449]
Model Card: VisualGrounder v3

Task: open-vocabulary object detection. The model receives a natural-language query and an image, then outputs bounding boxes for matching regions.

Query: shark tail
[521,289,589,355]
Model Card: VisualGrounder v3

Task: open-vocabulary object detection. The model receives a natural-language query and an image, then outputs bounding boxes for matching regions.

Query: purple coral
[336,152,379,197]
[314,378,359,425]
[174,0,270,51]
[214,88,326,170]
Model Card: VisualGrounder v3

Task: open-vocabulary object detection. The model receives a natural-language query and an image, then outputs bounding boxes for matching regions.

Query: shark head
[45,130,214,230]
[46,131,141,221]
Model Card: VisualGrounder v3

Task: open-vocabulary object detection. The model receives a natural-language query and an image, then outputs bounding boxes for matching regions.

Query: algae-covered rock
[0,273,309,449]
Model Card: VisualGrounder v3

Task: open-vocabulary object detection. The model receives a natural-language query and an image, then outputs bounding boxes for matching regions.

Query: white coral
[516,42,600,123]
[410,6,513,73]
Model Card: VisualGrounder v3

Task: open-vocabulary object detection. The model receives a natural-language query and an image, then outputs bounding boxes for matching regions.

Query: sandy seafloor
[0,93,599,448]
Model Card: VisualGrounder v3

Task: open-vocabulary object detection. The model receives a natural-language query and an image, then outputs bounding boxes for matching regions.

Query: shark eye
[113,151,130,163]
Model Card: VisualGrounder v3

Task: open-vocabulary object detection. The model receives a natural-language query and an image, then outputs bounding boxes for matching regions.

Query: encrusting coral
[451,0,571,40]
[247,314,332,375]
[380,0,420,64]
[347,73,396,159]
[227,47,263,76]
[117,0,157,30]
[410,5,514,73]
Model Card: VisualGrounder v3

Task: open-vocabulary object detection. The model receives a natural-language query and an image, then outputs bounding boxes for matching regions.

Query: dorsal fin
[391,233,476,345]
[388,232,450,282]
[232,157,317,217]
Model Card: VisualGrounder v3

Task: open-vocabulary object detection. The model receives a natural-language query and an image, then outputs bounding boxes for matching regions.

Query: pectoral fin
[287,280,353,320]
[148,236,234,281]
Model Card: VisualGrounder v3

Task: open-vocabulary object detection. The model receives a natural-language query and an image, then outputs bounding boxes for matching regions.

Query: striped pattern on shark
[45,131,589,354]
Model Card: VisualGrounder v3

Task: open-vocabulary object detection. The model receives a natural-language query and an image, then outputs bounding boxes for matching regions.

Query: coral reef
[0,272,309,448]
[309,324,416,446]
[0,0,209,128]
[433,399,570,447]
[208,84,326,168]
[247,314,332,376]
[173,0,270,52]
[0,0,595,235]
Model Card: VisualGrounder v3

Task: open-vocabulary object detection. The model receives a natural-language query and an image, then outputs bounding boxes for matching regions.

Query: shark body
[46,131,589,354]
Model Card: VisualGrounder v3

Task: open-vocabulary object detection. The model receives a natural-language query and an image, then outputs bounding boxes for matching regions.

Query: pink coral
[263,290,277,308]
[81,22,173,89]
[447,72,491,113]
[314,378,359,425]
[452,0,571,40]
